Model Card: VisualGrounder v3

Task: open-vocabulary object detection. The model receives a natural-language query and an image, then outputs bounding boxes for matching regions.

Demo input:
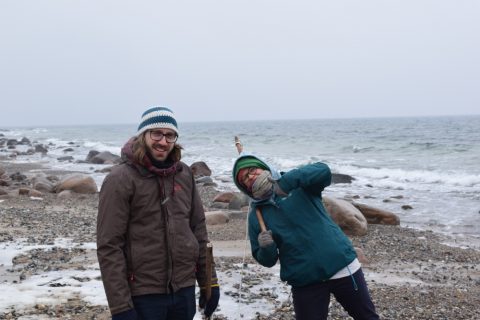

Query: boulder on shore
[55,174,98,194]
[190,161,211,177]
[323,196,368,236]
[205,211,229,225]
[351,201,400,225]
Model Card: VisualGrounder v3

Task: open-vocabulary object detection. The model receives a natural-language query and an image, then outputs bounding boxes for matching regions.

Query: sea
[1,115,480,247]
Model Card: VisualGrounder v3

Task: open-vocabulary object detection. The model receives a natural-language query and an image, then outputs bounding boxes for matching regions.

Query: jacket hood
[232,152,281,203]
[121,137,136,164]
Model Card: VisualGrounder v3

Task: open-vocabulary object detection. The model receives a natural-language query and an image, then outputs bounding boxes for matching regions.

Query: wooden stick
[256,207,267,232]
[205,242,213,301]
[235,136,267,232]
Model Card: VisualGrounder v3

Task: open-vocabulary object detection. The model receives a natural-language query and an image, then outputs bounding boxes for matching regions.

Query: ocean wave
[82,141,121,155]
[332,164,480,188]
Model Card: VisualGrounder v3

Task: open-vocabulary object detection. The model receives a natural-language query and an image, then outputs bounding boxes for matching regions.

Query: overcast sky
[1,1,479,127]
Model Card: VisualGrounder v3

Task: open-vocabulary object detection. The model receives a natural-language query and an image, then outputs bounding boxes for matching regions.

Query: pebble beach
[1,160,480,320]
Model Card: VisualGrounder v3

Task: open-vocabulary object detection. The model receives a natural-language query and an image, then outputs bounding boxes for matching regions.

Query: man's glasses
[149,130,178,143]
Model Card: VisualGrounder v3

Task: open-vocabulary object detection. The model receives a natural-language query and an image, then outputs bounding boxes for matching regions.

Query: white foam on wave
[2,127,49,137]
[333,165,480,189]
[82,141,121,155]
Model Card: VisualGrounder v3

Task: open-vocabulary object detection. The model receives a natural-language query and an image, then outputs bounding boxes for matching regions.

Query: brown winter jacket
[97,147,211,315]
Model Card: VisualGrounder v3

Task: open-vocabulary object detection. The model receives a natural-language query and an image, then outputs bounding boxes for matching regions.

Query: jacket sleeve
[248,208,279,267]
[277,162,332,197]
[96,170,134,315]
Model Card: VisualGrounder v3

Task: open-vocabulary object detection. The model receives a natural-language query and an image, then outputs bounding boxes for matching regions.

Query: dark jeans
[132,286,196,320]
[292,269,379,320]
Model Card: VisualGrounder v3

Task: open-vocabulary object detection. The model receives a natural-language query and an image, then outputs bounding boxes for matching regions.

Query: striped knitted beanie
[137,106,178,136]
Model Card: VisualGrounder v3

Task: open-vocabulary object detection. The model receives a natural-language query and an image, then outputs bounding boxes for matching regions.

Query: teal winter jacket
[233,154,357,287]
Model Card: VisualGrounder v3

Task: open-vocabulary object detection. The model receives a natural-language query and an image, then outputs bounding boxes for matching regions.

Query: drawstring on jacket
[347,266,358,291]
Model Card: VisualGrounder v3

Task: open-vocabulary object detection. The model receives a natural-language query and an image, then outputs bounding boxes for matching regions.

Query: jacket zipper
[159,176,174,293]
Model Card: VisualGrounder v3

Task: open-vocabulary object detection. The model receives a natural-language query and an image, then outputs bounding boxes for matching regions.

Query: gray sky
[1,0,479,127]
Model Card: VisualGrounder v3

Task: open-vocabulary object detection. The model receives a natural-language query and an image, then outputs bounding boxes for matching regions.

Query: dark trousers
[132,286,196,320]
[292,269,379,320]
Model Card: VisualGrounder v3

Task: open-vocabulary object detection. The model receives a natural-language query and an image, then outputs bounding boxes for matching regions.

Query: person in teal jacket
[233,153,379,320]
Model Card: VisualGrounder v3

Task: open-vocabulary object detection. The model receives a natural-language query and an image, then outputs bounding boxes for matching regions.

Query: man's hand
[258,230,275,248]
[199,286,220,318]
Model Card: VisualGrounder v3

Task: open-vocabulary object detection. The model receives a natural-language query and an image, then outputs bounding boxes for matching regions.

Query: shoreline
[2,158,479,251]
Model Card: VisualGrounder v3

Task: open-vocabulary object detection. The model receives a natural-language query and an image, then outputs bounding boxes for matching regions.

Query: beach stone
[205,211,229,225]
[85,150,100,162]
[89,151,121,164]
[331,173,355,184]
[95,166,114,173]
[351,201,400,225]
[57,190,73,199]
[19,188,43,197]
[228,193,249,210]
[210,202,230,210]
[18,188,30,195]
[32,174,56,193]
[34,144,48,154]
[196,176,214,184]
[10,172,27,182]
[213,192,236,203]
[55,174,98,194]
[19,137,31,145]
[57,156,74,162]
[0,187,8,195]
[190,161,211,177]
[0,166,5,176]
[323,196,368,236]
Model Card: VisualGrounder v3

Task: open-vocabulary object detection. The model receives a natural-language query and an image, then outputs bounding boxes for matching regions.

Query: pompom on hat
[137,106,178,137]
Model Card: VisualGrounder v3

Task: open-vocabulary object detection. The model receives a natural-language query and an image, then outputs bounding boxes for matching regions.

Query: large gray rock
[331,173,355,184]
[89,151,121,164]
[86,150,100,162]
[34,144,48,154]
[205,211,229,225]
[31,174,56,193]
[190,161,212,177]
[56,174,98,194]
[351,202,400,225]
[323,196,368,236]
[228,193,249,210]
[213,192,236,203]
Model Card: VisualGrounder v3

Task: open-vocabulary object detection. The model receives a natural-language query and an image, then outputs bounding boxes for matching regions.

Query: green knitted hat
[234,157,269,182]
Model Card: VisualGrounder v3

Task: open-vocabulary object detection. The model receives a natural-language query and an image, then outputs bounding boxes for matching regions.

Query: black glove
[112,309,137,320]
[199,286,220,317]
